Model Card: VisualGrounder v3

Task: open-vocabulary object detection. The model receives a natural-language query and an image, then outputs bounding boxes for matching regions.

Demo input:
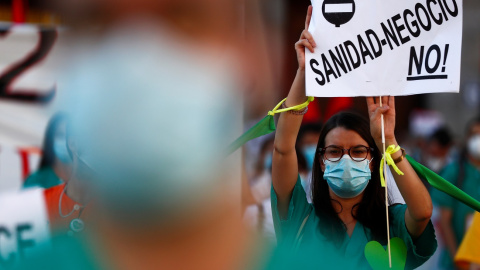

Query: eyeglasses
[320,145,374,162]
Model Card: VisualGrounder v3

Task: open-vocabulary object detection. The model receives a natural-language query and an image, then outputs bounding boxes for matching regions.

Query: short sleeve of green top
[270,176,437,270]
[23,167,63,189]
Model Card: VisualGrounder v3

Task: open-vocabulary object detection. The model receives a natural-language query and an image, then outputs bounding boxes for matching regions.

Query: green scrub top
[23,167,63,189]
[13,235,100,270]
[270,176,437,270]
[430,160,480,269]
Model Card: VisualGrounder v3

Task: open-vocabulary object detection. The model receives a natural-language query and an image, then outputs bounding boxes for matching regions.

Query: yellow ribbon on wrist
[379,145,404,187]
[268,96,314,116]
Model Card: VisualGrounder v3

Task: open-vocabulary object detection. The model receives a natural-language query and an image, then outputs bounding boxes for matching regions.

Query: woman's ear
[368,153,374,172]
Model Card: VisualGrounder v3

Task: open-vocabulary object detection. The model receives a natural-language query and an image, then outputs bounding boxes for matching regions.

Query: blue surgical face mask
[53,137,72,164]
[323,155,372,198]
[302,145,317,170]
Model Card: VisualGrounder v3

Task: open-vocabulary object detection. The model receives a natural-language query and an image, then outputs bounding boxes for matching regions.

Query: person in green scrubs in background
[270,6,437,269]
[24,113,71,189]
[432,115,480,269]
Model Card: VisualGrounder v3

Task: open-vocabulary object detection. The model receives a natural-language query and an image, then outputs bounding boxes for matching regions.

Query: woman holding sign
[271,6,437,269]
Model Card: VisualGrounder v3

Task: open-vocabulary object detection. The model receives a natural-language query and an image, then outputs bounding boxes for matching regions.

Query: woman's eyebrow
[324,144,370,148]
[325,144,341,148]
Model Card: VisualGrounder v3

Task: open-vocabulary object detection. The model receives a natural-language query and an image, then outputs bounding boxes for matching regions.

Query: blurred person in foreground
[431,115,480,269]
[455,212,480,270]
[15,0,280,270]
[23,113,71,189]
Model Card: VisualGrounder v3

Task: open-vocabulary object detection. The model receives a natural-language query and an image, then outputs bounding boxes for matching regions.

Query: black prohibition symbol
[322,0,356,27]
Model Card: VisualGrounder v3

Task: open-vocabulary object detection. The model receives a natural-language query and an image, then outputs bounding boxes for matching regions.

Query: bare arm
[367,96,433,238]
[272,6,316,218]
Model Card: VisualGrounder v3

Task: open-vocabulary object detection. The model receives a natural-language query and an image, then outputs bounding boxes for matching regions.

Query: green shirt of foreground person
[23,167,63,189]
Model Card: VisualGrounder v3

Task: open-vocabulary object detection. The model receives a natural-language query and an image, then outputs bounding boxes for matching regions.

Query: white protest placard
[0,188,51,267]
[306,0,462,97]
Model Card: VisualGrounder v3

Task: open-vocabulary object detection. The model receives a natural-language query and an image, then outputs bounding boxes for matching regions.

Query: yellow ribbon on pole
[380,145,404,187]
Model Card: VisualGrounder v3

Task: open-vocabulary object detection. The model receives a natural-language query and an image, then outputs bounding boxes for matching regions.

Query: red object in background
[12,0,27,23]
[303,98,322,123]
[303,97,354,124]
[44,183,90,233]
[18,149,31,180]
[18,147,42,181]
[324,97,354,120]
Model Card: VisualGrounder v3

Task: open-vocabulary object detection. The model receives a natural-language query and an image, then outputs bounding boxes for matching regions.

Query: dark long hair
[39,113,67,168]
[311,111,389,245]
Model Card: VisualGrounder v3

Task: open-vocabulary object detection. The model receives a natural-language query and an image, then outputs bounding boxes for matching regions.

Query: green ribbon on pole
[227,96,314,154]
[406,155,480,212]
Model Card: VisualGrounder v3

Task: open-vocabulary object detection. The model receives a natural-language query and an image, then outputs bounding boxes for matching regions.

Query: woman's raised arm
[367,96,433,238]
[272,5,316,218]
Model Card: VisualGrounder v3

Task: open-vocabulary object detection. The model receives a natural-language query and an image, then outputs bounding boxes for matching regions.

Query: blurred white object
[0,188,51,264]
[386,166,406,205]
[250,170,271,204]
[462,82,480,109]
[409,110,445,138]
[467,135,480,160]
[243,199,276,244]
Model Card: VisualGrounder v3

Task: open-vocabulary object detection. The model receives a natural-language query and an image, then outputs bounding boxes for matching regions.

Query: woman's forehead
[324,127,368,147]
